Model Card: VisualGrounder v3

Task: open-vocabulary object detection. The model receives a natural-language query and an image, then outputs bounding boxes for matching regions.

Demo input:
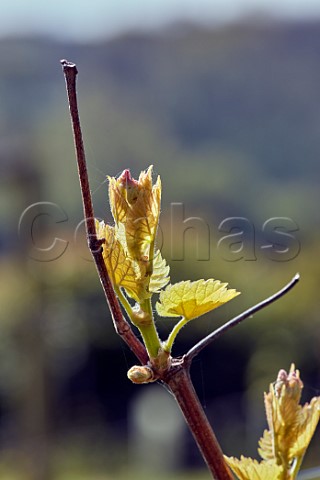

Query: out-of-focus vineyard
[0,18,319,479]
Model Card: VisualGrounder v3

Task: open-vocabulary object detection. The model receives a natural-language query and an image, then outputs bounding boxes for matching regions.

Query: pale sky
[2,0,320,41]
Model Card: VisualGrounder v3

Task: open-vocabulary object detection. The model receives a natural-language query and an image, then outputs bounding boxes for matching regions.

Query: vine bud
[127,365,156,384]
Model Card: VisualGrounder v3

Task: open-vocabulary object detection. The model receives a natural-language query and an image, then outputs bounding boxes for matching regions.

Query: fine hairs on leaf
[60,59,317,480]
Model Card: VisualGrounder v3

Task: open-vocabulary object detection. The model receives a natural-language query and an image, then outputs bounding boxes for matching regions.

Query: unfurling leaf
[288,396,320,460]
[156,279,240,320]
[257,429,274,461]
[108,165,161,263]
[97,219,170,304]
[225,456,282,480]
[149,250,170,293]
[96,221,148,302]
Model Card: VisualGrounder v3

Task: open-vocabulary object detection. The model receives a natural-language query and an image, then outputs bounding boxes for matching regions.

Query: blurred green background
[0,1,319,479]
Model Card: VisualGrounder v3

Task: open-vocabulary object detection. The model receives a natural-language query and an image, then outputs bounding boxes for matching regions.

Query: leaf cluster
[97,166,240,363]
[225,365,320,480]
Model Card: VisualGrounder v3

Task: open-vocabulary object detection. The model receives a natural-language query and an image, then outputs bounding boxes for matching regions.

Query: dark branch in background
[185,273,300,363]
[60,59,148,365]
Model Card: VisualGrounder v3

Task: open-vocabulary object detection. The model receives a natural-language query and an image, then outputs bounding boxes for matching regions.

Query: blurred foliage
[0,18,319,478]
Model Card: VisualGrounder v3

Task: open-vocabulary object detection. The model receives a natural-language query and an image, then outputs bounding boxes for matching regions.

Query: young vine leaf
[156,279,240,320]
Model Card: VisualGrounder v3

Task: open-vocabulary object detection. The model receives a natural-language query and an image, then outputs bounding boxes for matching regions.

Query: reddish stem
[61,59,148,365]
[163,360,233,480]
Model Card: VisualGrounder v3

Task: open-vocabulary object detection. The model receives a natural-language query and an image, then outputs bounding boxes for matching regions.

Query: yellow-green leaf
[149,250,170,293]
[108,166,161,262]
[225,456,282,480]
[96,221,148,302]
[156,279,240,320]
[258,429,274,461]
[288,396,320,460]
